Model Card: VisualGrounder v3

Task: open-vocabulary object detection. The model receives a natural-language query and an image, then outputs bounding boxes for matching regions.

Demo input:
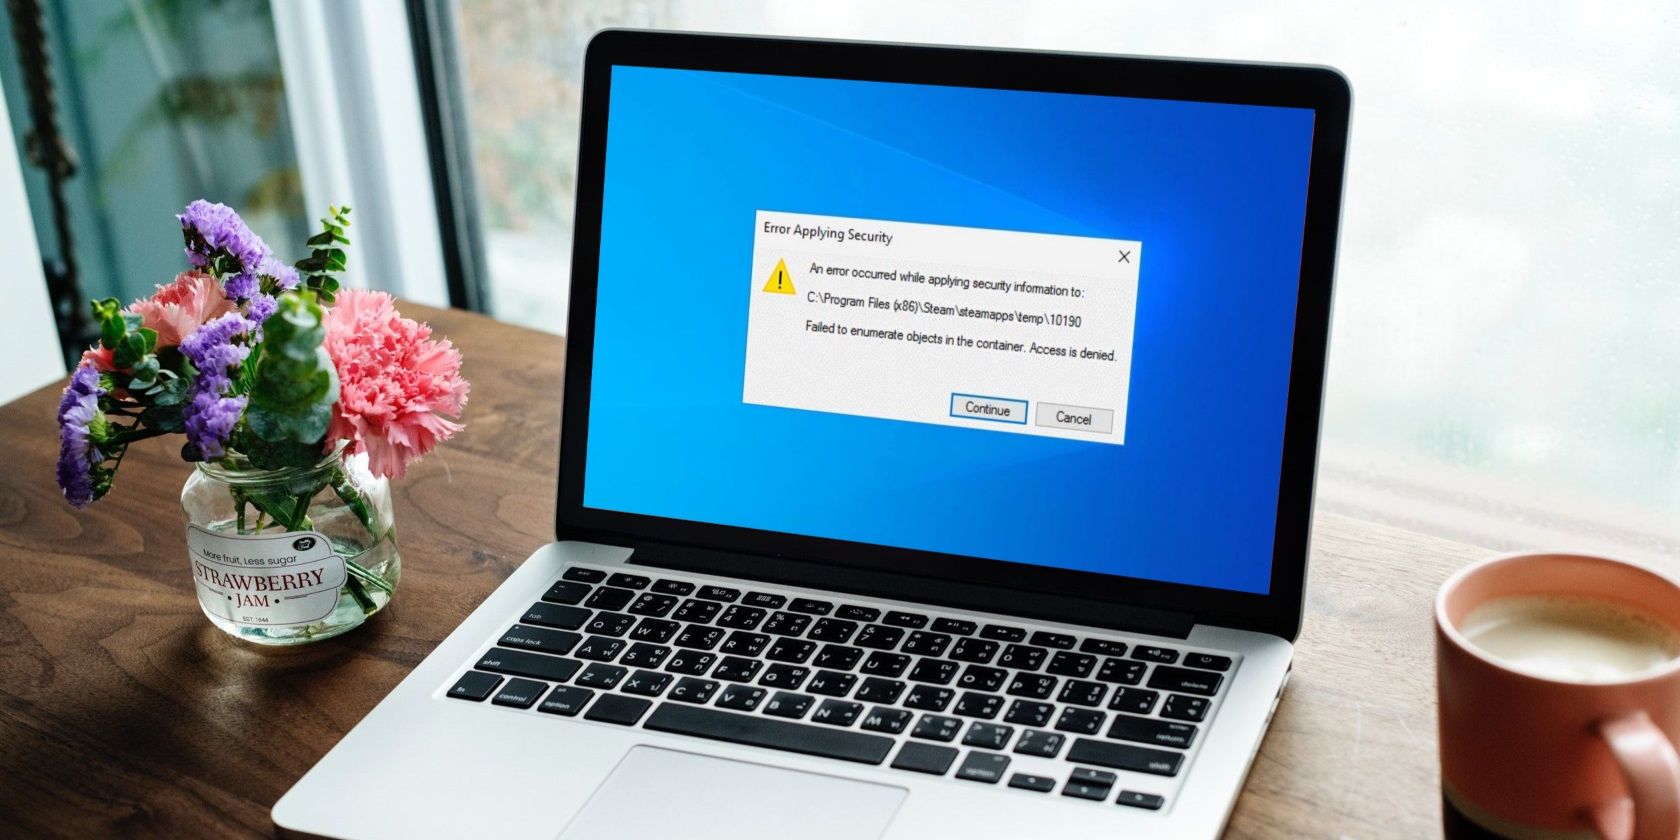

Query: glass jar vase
[180,448,400,645]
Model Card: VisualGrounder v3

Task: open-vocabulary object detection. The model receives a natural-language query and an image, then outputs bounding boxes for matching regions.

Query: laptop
[274,30,1349,840]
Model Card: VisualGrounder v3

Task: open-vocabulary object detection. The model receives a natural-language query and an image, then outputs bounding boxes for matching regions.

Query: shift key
[476,648,583,683]
[1066,737,1183,777]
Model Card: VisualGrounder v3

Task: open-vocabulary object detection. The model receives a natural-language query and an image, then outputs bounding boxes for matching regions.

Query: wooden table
[0,304,1491,838]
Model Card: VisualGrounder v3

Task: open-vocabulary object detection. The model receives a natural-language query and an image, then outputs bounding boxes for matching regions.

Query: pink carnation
[80,271,234,372]
[322,289,468,479]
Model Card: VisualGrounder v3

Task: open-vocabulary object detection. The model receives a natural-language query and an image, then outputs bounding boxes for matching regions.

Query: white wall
[0,84,65,404]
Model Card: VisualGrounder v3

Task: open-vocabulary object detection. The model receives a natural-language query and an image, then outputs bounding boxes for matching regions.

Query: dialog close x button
[1035,403,1114,435]
[950,394,1028,425]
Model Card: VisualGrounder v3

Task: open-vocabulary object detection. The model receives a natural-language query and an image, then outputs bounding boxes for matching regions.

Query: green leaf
[138,402,184,433]
[243,291,339,456]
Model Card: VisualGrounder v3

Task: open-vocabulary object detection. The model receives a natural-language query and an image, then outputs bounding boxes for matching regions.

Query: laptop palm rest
[557,746,906,840]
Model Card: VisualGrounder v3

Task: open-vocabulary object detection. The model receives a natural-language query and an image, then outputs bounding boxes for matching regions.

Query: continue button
[1036,403,1114,434]
[950,393,1028,425]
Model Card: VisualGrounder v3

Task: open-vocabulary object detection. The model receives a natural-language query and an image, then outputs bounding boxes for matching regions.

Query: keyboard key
[759,664,810,689]
[911,714,962,742]
[537,684,593,715]
[576,663,628,690]
[1096,658,1147,685]
[584,694,651,726]
[891,742,958,775]
[998,644,1048,671]
[627,593,678,617]
[672,599,722,624]
[743,592,786,609]
[1067,738,1185,777]
[1118,790,1166,810]
[958,665,1008,693]
[809,618,860,644]
[1080,638,1128,657]
[1013,728,1065,758]
[584,586,636,611]
[1006,674,1057,699]
[675,625,725,651]
[716,605,767,630]
[585,611,635,637]
[855,677,906,705]
[628,618,680,644]
[622,669,673,697]
[961,722,1013,750]
[620,642,671,669]
[1047,651,1097,678]
[932,617,978,636]
[789,597,834,615]
[1184,652,1233,672]
[861,707,913,734]
[1106,714,1198,749]
[814,644,864,670]
[883,610,929,628]
[562,567,605,583]
[1003,700,1055,728]
[653,578,694,596]
[955,751,1011,784]
[669,677,720,703]
[949,638,999,664]
[574,636,625,662]
[907,659,959,685]
[720,631,771,657]
[1162,693,1211,722]
[664,651,716,675]
[542,580,591,605]
[715,683,766,711]
[904,685,954,711]
[954,691,1003,720]
[1064,767,1117,801]
[1109,688,1161,715]
[1008,773,1056,793]
[980,624,1026,642]
[647,703,894,764]
[902,631,952,657]
[696,585,740,602]
[477,649,583,682]
[1055,708,1107,735]
[807,670,858,697]
[1072,767,1118,786]
[762,612,813,637]
[712,656,763,683]
[447,670,502,701]
[1058,679,1108,707]
[1030,630,1076,650]
[607,572,651,590]
[766,638,817,663]
[499,624,581,656]
[861,652,911,677]
[1147,665,1224,696]
[522,602,591,631]
[1131,645,1180,664]
[811,699,864,727]
[837,605,881,622]
[855,625,905,650]
[764,691,815,719]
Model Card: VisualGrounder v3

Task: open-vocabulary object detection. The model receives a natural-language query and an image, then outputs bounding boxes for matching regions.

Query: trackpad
[558,746,906,840]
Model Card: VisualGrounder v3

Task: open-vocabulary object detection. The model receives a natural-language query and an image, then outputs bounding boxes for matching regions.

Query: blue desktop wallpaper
[584,66,1316,594]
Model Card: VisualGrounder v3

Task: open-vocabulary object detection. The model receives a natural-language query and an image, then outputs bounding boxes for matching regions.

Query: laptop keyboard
[444,564,1237,813]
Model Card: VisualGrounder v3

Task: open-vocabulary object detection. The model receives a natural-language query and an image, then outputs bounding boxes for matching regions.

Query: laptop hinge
[627,542,1196,640]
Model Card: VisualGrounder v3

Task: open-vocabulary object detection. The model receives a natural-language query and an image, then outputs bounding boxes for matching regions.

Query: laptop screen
[581,65,1316,596]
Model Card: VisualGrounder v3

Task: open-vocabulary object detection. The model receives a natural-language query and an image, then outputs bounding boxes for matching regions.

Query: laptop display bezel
[556,29,1350,642]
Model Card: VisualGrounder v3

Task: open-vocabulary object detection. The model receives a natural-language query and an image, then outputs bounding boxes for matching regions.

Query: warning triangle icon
[762,258,796,294]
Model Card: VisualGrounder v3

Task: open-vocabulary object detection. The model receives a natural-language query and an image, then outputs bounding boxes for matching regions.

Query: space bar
[644,703,894,765]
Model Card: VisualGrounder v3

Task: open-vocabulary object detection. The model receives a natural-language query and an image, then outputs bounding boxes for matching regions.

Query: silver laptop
[275,30,1350,840]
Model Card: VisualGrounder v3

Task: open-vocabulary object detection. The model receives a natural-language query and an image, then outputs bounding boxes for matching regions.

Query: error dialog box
[742,210,1140,444]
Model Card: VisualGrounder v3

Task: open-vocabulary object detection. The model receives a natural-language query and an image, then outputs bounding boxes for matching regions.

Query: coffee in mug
[1460,595,1680,683]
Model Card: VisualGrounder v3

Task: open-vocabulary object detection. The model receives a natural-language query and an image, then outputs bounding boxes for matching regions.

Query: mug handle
[1587,711,1680,840]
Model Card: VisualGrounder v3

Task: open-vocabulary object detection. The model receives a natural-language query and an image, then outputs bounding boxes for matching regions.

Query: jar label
[186,526,348,627]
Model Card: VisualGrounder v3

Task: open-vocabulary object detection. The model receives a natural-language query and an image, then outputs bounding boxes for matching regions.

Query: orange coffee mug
[1437,552,1680,839]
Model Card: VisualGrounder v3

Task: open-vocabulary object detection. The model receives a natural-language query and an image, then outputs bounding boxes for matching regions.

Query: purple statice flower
[178,200,272,302]
[222,272,261,303]
[245,293,278,327]
[56,363,105,508]
[179,312,253,460]
[259,255,300,291]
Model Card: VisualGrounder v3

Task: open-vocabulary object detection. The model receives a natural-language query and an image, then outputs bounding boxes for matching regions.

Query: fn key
[447,671,502,701]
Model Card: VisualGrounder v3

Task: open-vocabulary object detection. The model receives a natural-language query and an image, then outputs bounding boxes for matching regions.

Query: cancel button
[1035,403,1114,434]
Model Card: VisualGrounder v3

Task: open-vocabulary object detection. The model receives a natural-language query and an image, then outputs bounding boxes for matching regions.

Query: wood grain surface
[0,303,1491,837]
